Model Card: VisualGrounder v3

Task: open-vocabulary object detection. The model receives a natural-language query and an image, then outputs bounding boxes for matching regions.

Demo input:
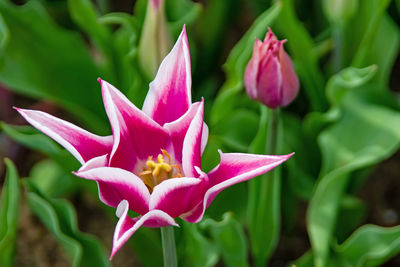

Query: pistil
[139,150,182,192]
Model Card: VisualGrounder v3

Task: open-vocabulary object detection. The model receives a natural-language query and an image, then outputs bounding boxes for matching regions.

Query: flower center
[139,149,182,192]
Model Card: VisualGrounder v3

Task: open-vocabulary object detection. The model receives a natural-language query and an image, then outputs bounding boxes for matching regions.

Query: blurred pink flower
[245,28,299,109]
[16,26,293,258]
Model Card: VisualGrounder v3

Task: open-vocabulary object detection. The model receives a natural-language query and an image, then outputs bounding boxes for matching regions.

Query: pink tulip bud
[244,28,299,109]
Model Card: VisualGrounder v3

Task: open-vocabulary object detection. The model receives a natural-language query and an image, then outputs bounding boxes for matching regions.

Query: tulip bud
[138,0,172,79]
[244,28,299,109]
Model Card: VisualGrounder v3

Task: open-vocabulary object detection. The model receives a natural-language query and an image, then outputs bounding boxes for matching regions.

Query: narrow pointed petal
[149,177,202,217]
[15,108,112,164]
[142,26,192,125]
[182,100,204,177]
[77,154,108,172]
[163,100,203,164]
[182,151,294,223]
[74,167,150,215]
[201,122,209,154]
[100,79,170,171]
[111,200,177,259]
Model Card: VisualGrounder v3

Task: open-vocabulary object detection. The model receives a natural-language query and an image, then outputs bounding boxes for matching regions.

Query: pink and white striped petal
[100,79,170,172]
[164,100,203,165]
[182,151,294,223]
[77,154,109,172]
[111,200,178,259]
[142,26,192,125]
[200,122,209,154]
[181,100,204,177]
[74,167,150,215]
[15,108,112,164]
[149,177,202,217]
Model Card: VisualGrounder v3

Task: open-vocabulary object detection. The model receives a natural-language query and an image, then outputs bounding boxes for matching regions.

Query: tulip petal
[244,39,263,100]
[74,167,150,215]
[164,100,206,167]
[15,108,112,164]
[142,26,192,125]
[149,177,202,217]
[100,79,170,172]
[77,154,108,172]
[182,151,294,223]
[181,100,204,177]
[164,101,201,163]
[201,122,209,154]
[279,48,299,107]
[257,54,283,109]
[111,200,178,259]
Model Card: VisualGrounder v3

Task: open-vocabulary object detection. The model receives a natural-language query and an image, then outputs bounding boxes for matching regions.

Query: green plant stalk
[251,108,281,267]
[265,109,279,156]
[161,226,177,267]
[332,24,344,73]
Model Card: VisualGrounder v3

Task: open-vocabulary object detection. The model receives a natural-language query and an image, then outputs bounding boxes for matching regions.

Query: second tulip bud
[244,28,299,109]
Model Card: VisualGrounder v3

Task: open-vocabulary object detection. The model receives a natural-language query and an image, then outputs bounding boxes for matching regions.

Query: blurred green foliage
[0,159,19,266]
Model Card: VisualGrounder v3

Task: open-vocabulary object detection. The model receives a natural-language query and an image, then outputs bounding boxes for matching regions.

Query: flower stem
[161,226,177,267]
[254,108,281,267]
[265,108,279,155]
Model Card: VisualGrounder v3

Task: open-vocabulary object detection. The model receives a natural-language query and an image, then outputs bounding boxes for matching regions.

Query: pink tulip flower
[16,26,293,258]
[244,28,299,109]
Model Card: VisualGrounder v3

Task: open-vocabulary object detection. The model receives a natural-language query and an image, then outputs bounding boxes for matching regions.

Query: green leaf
[213,109,259,152]
[29,159,79,198]
[350,0,391,68]
[167,0,202,36]
[340,0,398,86]
[210,3,281,125]
[24,181,110,267]
[68,0,109,47]
[283,112,319,200]
[275,0,327,111]
[334,225,400,267]
[304,65,377,138]
[307,90,400,267]
[67,0,121,85]
[326,65,377,106]
[201,213,248,267]
[0,159,20,266]
[292,250,314,267]
[181,222,219,267]
[193,0,237,80]
[98,12,147,106]
[353,15,399,86]
[294,225,400,267]
[334,196,366,243]
[0,0,107,131]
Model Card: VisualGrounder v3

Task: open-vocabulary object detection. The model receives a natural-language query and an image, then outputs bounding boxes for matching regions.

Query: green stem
[254,108,280,267]
[265,108,279,155]
[161,226,177,267]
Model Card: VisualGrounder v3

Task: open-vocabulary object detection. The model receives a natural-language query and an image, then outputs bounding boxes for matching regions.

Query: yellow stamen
[139,150,182,192]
